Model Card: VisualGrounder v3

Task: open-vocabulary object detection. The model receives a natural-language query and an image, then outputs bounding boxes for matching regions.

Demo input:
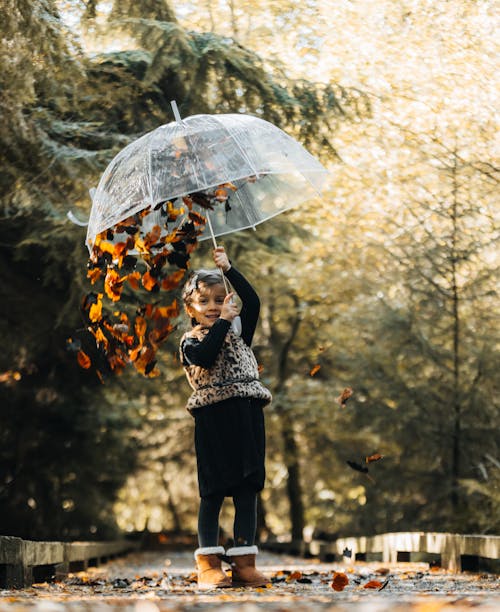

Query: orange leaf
[366,453,384,464]
[331,572,349,591]
[77,350,91,369]
[309,364,321,377]
[112,241,129,259]
[188,211,206,225]
[286,571,303,582]
[127,271,141,290]
[135,316,147,341]
[335,387,353,408]
[363,580,383,589]
[152,300,179,320]
[182,195,193,210]
[93,327,109,351]
[144,225,162,249]
[128,346,142,362]
[89,294,103,323]
[166,201,184,221]
[97,240,115,256]
[142,270,158,291]
[149,324,174,348]
[133,347,157,376]
[87,268,102,284]
[104,269,125,302]
[161,269,185,290]
[220,181,238,191]
[108,349,128,373]
[215,188,228,202]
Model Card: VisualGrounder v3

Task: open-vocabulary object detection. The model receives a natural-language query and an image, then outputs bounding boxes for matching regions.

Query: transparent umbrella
[85,102,329,252]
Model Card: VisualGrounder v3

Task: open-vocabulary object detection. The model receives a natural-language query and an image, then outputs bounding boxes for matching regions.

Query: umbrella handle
[206,214,242,336]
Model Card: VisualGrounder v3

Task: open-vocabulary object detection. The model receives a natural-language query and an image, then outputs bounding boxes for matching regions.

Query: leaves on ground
[331,571,349,591]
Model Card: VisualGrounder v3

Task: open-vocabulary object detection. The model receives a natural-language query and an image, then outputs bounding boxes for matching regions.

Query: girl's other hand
[220,292,239,321]
[213,246,231,272]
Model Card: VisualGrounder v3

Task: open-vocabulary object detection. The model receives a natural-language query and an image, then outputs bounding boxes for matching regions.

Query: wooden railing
[262,531,500,572]
[2,531,498,588]
[0,536,139,588]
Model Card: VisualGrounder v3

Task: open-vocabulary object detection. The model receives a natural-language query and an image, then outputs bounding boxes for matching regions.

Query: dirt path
[0,549,498,611]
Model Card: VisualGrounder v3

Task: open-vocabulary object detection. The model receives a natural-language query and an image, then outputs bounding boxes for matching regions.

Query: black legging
[198,485,257,547]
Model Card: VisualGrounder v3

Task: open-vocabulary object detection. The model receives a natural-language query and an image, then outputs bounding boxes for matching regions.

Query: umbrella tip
[170,100,182,124]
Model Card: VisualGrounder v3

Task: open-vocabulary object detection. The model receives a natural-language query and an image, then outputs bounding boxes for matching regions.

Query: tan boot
[195,546,231,590]
[226,545,268,587]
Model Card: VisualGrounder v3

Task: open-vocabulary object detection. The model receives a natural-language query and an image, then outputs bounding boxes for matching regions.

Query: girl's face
[186,282,226,327]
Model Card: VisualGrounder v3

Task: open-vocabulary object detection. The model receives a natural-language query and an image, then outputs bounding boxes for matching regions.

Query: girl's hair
[182,269,225,307]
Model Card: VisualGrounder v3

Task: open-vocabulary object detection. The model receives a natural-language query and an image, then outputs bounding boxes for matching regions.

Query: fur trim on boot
[226,545,268,587]
[194,546,231,590]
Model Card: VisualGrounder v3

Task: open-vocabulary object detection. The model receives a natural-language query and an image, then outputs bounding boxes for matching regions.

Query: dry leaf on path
[331,572,349,591]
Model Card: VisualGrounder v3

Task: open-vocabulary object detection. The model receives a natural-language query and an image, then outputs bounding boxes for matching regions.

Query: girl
[180,246,272,589]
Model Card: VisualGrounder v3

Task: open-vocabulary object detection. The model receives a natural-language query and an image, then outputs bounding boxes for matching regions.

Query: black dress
[181,267,267,498]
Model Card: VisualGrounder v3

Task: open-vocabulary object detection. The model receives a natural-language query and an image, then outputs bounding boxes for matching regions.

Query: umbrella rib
[147,136,154,209]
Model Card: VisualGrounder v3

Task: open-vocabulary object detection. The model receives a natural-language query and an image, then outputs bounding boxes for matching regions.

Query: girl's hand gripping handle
[220,292,242,336]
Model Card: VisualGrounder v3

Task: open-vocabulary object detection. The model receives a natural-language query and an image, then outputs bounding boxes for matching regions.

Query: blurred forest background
[1,0,498,542]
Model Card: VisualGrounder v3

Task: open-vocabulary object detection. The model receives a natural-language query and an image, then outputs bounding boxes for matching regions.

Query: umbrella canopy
[86,111,329,251]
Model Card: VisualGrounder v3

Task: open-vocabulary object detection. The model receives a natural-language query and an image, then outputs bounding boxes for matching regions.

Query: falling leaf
[127,271,141,290]
[215,187,228,202]
[309,364,321,377]
[336,387,353,407]
[161,269,186,290]
[221,181,238,191]
[188,211,206,225]
[104,269,125,301]
[88,326,109,352]
[142,270,159,291]
[366,453,384,463]
[135,316,147,342]
[87,267,102,284]
[89,293,103,322]
[0,370,22,384]
[77,350,91,369]
[331,572,349,591]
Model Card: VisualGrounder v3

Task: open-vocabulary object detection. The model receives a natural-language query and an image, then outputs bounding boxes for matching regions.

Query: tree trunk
[276,404,305,540]
[450,151,461,512]
[162,474,182,532]
[266,285,305,541]
[229,0,239,40]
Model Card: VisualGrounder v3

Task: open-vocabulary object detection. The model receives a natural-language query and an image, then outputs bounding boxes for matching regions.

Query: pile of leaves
[68,184,239,381]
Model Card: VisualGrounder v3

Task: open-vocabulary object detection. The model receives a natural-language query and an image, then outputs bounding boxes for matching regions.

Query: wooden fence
[0,536,139,588]
[262,531,500,572]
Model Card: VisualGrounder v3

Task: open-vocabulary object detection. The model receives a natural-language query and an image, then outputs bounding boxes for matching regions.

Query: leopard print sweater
[180,326,272,413]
